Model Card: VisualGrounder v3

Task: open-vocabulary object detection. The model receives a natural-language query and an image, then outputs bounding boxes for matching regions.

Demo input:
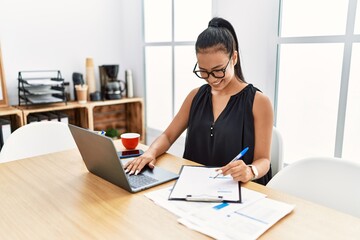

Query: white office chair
[267,157,360,218]
[270,126,284,177]
[0,121,77,163]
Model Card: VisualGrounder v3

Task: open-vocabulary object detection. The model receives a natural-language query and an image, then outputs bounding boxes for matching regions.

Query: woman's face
[196,48,236,90]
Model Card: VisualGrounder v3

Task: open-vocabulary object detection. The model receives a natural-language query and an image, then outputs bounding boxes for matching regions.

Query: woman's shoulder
[254,90,271,107]
[253,86,270,101]
[245,83,260,93]
[253,88,273,119]
[189,84,209,98]
[198,83,210,92]
[184,85,206,104]
[244,83,268,101]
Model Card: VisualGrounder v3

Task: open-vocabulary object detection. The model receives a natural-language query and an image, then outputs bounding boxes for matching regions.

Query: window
[342,43,360,160]
[145,46,173,128]
[143,0,212,132]
[277,43,343,160]
[276,0,360,164]
[281,0,348,37]
[355,0,360,34]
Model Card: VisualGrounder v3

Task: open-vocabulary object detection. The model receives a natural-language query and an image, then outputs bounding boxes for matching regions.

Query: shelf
[15,98,145,142]
[87,98,145,141]
[0,106,24,131]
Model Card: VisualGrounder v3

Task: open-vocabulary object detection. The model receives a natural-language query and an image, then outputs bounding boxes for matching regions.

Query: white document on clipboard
[168,165,241,202]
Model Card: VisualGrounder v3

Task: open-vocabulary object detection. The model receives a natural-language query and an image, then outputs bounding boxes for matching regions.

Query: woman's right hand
[123,152,157,175]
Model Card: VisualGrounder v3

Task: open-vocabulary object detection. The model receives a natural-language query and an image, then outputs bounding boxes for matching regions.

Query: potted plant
[105,128,119,139]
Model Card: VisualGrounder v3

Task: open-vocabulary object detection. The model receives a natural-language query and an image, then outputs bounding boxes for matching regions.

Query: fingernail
[129,171,134,175]
[216,169,223,174]
[135,170,139,175]
[124,169,129,173]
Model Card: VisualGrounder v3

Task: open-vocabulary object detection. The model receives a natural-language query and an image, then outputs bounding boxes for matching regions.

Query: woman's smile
[208,77,224,86]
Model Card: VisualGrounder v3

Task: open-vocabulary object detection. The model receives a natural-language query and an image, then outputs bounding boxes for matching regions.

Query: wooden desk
[1,142,360,240]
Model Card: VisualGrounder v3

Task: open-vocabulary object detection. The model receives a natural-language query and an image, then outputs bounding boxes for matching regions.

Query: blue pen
[213,147,249,179]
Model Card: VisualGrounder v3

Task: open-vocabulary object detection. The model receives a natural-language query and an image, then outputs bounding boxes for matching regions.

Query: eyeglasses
[193,56,231,80]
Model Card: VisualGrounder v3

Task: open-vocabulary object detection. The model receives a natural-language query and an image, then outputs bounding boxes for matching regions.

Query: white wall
[214,0,279,105]
[1,0,278,110]
[0,0,144,105]
[1,0,279,156]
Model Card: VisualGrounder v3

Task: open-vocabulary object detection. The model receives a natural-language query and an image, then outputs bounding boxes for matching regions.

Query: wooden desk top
[1,141,360,239]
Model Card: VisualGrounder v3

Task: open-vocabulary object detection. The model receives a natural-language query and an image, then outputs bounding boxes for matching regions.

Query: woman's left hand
[217,160,253,182]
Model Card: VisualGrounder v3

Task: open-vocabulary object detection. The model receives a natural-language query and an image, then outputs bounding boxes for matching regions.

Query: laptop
[68,124,179,193]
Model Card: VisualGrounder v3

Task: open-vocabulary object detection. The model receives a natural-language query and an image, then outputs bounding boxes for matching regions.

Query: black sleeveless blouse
[183,84,272,185]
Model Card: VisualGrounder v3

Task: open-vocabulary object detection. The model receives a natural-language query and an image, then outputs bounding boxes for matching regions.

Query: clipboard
[168,165,241,203]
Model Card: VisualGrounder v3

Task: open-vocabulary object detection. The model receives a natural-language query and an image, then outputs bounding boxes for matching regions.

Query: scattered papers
[145,185,266,218]
[179,198,295,240]
[145,186,294,240]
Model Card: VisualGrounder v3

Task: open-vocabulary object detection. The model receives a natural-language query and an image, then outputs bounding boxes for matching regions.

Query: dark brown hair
[195,17,245,82]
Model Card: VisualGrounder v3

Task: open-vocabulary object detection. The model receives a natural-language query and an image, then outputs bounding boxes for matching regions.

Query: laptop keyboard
[127,174,158,189]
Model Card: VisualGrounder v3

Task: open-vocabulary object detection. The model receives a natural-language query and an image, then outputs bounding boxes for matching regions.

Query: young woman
[125,17,274,185]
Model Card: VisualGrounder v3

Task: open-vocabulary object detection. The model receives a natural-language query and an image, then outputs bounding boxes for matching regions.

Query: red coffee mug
[120,133,140,150]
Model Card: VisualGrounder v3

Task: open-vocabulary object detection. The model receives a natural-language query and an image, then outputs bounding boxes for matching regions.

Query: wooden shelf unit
[88,98,145,140]
[11,98,145,142]
[0,106,23,131]
[18,101,88,128]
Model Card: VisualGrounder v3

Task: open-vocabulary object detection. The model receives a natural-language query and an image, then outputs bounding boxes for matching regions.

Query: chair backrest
[267,157,360,218]
[270,126,284,177]
[0,121,76,163]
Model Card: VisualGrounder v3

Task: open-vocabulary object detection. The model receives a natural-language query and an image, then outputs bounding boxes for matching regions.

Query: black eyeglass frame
[193,56,232,80]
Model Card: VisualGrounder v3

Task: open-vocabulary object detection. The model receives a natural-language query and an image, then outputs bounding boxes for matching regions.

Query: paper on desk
[169,166,241,202]
[145,186,216,217]
[178,198,295,240]
[144,185,266,218]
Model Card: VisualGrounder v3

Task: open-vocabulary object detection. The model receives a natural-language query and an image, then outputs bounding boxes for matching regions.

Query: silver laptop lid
[68,124,178,192]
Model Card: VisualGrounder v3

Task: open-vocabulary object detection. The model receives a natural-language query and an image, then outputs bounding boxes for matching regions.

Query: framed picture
[0,44,9,107]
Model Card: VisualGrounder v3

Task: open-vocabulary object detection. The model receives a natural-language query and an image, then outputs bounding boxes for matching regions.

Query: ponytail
[196,17,246,82]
